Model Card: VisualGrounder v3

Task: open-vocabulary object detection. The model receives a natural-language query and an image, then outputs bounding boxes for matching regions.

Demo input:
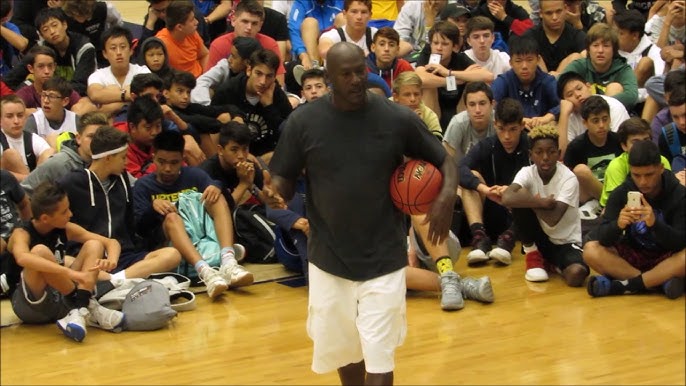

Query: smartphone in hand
[627,191,642,208]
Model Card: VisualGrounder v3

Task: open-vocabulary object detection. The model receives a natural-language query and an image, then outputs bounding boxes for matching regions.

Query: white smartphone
[627,191,642,208]
[429,54,441,65]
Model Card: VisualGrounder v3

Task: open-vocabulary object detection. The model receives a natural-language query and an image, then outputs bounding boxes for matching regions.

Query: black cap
[440,4,471,20]
[233,36,261,59]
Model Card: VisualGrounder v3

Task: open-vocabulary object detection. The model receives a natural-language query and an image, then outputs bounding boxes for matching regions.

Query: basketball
[390,159,443,215]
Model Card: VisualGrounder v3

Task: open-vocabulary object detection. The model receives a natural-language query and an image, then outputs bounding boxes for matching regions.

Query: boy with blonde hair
[392,72,442,139]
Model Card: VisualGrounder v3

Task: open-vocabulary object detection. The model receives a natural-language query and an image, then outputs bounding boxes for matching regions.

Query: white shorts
[307,263,407,374]
[409,229,461,272]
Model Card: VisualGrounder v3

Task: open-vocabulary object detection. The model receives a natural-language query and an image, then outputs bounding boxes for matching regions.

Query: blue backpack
[661,123,685,171]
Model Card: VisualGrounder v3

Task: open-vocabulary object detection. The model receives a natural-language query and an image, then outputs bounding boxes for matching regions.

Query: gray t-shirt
[443,111,495,162]
[270,93,446,281]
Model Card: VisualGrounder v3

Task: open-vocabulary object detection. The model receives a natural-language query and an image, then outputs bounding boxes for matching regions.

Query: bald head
[326,42,365,74]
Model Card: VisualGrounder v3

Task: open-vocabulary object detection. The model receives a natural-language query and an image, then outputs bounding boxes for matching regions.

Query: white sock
[522,244,538,254]
[220,246,236,266]
[110,270,126,282]
[195,260,210,274]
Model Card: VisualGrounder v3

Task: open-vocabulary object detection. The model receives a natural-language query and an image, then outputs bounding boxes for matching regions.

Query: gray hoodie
[21,139,88,196]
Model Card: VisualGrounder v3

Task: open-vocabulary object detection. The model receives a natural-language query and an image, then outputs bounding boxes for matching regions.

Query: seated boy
[614,10,665,88]
[562,23,639,111]
[459,98,530,266]
[155,0,209,77]
[415,21,493,130]
[132,130,253,299]
[657,87,686,174]
[391,72,442,140]
[165,70,241,157]
[490,35,559,130]
[8,181,125,342]
[14,45,92,116]
[600,117,672,207]
[584,140,685,299]
[443,81,496,163]
[563,96,623,214]
[556,71,630,153]
[23,77,79,150]
[59,126,182,282]
[0,96,54,180]
[125,95,164,179]
[365,27,414,90]
[650,69,685,143]
[501,124,589,286]
[21,112,109,196]
[87,26,151,116]
[463,16,511,77]
[192,36,261,106]
[299,68,330,104]
[211,49,293,161]
[318,0,376,61]
[471,0,534,40]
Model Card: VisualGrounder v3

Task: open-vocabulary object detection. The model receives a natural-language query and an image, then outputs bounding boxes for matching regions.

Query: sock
[470,223,485,234]
[522,244,538,254]
[435,256,453,275]
[220,246,236,266]
[110,270,126,282]
[611,275,646,295]
[195,260,210,274]
[75,289,91,308]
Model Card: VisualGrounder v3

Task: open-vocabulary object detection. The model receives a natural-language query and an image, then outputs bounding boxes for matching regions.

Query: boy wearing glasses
[23,77,79,150]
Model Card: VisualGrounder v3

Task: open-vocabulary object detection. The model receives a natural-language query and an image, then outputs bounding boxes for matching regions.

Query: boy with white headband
[58,126,181,284]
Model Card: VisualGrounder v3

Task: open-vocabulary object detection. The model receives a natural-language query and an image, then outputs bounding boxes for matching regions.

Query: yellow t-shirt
[372,0,398,21]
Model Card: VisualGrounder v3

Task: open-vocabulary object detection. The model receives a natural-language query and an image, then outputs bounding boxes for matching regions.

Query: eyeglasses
[41,92,63,101]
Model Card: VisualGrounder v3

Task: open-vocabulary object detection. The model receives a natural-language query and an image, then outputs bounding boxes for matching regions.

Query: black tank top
[23,222,68,266]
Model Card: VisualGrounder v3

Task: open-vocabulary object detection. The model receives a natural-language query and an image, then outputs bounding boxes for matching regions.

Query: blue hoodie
[491,68,560,118]
[289,0,343,58]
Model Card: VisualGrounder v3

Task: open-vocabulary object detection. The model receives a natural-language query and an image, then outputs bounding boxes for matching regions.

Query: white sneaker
[199,267,229,298]
[87,299,125,332]
[219,261,254,288]
[525,268,549,282]
[233,243,246,263]
[579,199,601,221]
[56,307,89,342]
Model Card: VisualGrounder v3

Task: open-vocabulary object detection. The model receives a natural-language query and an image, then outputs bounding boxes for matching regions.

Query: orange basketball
[390,159,443,215]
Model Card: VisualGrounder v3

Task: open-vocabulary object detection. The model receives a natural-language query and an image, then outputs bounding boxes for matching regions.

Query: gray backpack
[122,280,177,331]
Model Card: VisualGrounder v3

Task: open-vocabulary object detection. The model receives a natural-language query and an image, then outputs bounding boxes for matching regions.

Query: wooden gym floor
[2,244,684,385]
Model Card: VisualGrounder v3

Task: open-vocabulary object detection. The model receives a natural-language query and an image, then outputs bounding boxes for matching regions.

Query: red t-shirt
[208,32,285,74]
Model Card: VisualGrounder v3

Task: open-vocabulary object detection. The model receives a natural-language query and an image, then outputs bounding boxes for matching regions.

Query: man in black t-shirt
[415,21,494,130]
[523,0,586,76]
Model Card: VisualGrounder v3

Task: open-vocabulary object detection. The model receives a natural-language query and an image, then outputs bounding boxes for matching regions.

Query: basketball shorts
[11,272,72,324]
[307,263,407,374]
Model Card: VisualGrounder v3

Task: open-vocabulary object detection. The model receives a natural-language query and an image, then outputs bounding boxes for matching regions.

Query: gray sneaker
[461,276,495,303]
[440,271,464,311]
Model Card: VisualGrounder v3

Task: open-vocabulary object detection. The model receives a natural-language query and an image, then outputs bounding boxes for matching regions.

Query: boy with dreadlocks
[501,125,590,287]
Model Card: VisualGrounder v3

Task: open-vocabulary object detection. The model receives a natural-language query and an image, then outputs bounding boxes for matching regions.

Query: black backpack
[233,204,278,264]
[0,131,36,170]
[336,27,373,50]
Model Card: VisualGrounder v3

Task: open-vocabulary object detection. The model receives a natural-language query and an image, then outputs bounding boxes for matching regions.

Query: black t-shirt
[24,221,68,266]
[417,51,475,130]
[226,7,290,42]
[66,1,108,67]
[199,155,265,211]
[0,170,25,240]
[523,23,586,72]
[270,93,447,281]
[564,131,622,181]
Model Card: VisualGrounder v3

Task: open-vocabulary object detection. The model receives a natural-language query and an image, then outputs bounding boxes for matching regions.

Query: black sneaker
[466,229,492,266]
[662,277,685,299]
[489,230,515,265]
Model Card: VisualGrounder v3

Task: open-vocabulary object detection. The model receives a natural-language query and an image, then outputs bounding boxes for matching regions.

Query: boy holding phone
[583,140,686,299]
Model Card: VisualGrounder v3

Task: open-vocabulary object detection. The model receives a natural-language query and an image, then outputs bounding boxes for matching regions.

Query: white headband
[91,145,128,160]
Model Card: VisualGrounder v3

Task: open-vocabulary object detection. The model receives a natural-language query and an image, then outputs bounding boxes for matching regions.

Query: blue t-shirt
[1,22,21,76]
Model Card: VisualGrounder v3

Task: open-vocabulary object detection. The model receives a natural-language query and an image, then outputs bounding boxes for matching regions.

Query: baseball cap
[440,4,471,20]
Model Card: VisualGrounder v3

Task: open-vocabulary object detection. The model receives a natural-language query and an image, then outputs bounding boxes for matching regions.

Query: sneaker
[87,299,125,332]
[439,271,464,311]
[461,276,494,303]
[56,307,89,342]
[489,230,515,265]
[524,249,549,282]
[199,267,229,298]
[0,273,9,298]
[587,275,613,297]
[579,199,601,221]
[662,277,685,299]
[233,243,246,263]
[466,229,492,266]
[219,261,254,288]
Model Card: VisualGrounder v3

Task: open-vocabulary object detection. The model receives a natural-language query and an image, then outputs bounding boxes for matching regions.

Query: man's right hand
[261,170,287,210]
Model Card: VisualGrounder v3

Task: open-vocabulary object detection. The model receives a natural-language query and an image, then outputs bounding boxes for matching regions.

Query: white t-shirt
[87,63,151,88]
[0,130,52,168]
[464,48,510,77]
[319,25,378,57]
[567,95,630,142]
[443,111,495,160]
[618,35,665,79]
[30,109,78,139]
[512,163,582,245]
